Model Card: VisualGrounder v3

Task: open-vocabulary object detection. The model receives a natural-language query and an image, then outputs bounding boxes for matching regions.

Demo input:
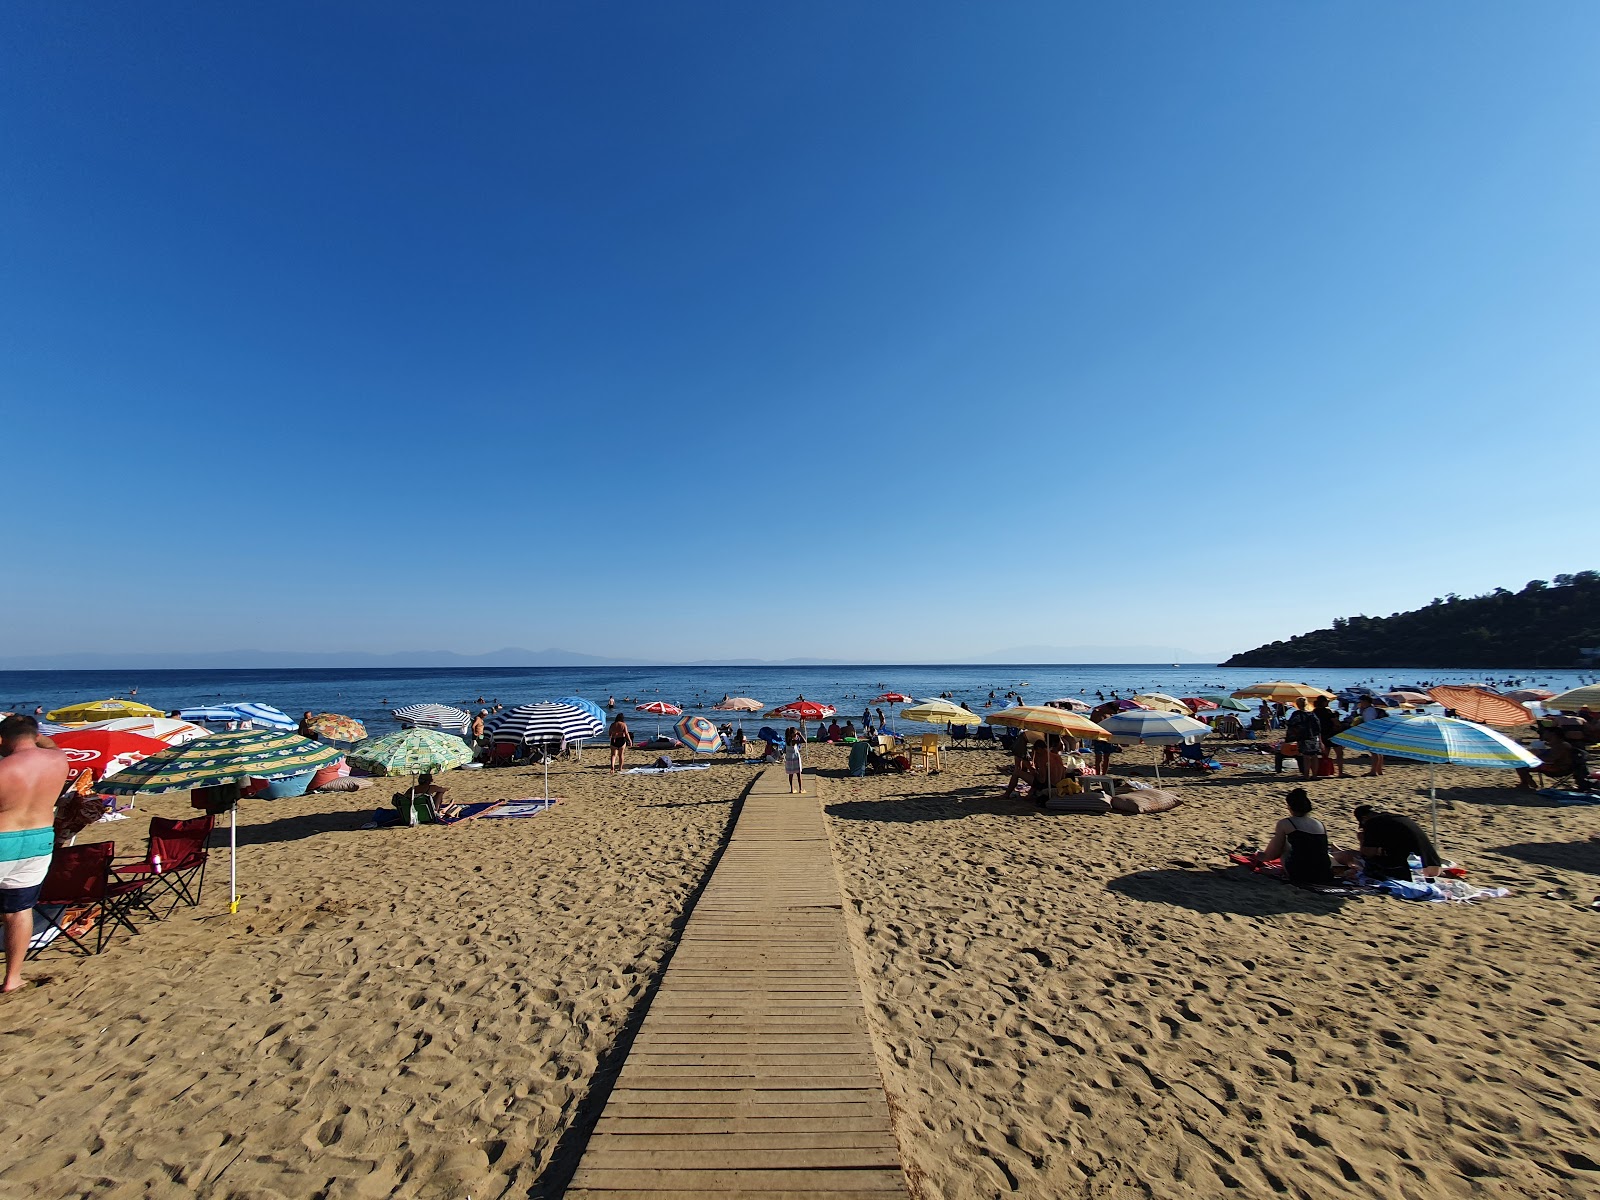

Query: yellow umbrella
[47,698,166,723]
[985,705,1106,742]
[1544,684,1600,712]
[1130,692,1190,714]
[899,699,980,726]
[1230,681,1335,703]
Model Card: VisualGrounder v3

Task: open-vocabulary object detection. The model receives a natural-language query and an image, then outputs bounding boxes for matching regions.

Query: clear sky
[5,3,1599,663]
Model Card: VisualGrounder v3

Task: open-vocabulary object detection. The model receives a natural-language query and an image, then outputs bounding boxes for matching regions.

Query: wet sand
[2,737,1598,1198]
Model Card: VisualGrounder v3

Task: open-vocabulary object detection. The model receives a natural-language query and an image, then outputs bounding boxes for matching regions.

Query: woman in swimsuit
[608,714,632,775]
[1250,787,1333,884]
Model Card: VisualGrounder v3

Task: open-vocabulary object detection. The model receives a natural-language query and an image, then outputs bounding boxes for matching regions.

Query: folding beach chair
[29,843,144,958]
[112,814,214,919]
[949,724,970,746]
[487,740,519,767]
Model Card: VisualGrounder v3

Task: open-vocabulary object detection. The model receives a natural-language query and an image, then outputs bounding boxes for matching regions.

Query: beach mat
[1539,788,1600,806]
[434,800,509,825]
[624,764,710,774]
[481,799,558,818]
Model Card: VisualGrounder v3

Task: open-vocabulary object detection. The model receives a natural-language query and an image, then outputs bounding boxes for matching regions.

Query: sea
[4,664,1594,734]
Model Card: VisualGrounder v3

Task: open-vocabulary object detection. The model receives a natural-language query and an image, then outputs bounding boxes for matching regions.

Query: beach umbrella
[711,697,765,711]
[554,696,608,728]
[1503,687,1555,703]
[1181,697,1218,711]
[348,728,474,777]
[872,692,914,704]
[50,729,169,780]
[986,705,1107,742]
[1423,687,1532,727]
[46,698,166,723]
[1111,698,1148,711]
[99,729,343,912]
[74,716,210,745]
[1131,693,1190,714]
[307,713,367,741]
[635,700,682,736]
[900,699,979,727]
[486,703,605,798]
[1044,697,1093,712]
[1332,715,1540,845]
[767,700,835,736]
[392,703,471,733]
[675,713,722,753]
[1543,685,1600,712]
[1230,681,1335,703]
[1198,694,1252,711]
[178,702,297,730]
[1382,691,1432,707]
[1096,710,1211,781]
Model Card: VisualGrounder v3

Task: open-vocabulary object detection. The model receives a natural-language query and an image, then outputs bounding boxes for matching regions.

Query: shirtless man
[0,715,71,992]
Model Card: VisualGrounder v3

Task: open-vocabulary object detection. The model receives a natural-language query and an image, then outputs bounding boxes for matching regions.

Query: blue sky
[4,3,1598,663]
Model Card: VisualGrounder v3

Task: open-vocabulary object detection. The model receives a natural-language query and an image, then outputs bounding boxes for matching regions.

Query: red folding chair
[113,814,214,918]
[29,843,145,957]
[488,740,519,767]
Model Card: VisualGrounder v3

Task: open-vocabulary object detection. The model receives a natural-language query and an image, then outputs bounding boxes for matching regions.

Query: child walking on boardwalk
[784,727,804,793]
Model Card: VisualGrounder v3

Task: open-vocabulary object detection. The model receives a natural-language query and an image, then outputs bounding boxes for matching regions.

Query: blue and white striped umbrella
[553,696,607,729]
[178,702,296,730]
[485,703,604,747]
[1097,710,1211,745]
[392,703,472,733]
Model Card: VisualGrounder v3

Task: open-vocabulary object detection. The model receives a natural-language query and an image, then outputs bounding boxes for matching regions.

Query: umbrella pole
[1428,764,1440,849]
[229,805,239,914]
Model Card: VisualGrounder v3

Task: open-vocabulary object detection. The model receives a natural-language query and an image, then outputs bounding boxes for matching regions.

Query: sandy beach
[3,737,1598,1199]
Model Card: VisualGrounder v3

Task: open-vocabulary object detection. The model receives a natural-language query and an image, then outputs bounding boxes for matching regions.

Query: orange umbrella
[1424,686,1532,727]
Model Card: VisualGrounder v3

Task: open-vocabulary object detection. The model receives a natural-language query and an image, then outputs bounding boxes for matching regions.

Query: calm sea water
[3,664,1593,734]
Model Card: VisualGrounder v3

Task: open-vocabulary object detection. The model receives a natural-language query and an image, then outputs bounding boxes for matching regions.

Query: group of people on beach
[1248,789,1441,887]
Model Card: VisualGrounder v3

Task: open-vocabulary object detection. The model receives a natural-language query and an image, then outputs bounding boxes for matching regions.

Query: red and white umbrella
[872,692,913,704]
[73,717,209,745]
[51,729,170,780]
[635,700,682,735]
[711,697,764,712]
[768,700,836,735]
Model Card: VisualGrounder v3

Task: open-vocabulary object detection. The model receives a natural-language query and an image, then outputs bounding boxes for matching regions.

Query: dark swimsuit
[1283,817,1334,884]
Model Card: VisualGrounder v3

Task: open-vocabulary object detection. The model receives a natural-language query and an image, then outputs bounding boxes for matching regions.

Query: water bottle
[1407,853,1424,885]
[152,853,162,875]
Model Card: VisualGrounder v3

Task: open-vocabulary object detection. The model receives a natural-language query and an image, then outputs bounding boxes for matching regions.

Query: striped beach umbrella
[986,705,1106,742]
[1544,684,1600,712]
[899,699,978,726]
[1045,697,1093,712]
[392,703,471,733]
[348,728,474,777]
[487,703,605,747]
[675,714,722,753]
[554,696,608,728]
[1422,687,1531,728]
[1332,714,1540,843]
[46,698,166,723]
[1230,681,1335,703]
[179,703,297,730]
[485,703,604,800]
[1097,710,1211,780]
[1131,693,1191,714]
[308,713,367,741]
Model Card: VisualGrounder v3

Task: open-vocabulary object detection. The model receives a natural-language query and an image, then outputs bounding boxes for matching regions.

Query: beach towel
[624,764,711,775]
[433,800,509,824]
[1226,854,1368,897]
[480,799,558,819]
[1538,788,1600,806]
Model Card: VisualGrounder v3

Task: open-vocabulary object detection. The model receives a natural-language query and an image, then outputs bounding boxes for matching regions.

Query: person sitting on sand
[842,720,856,740]
[1003,734,1033,798]
[1249,788,1333,884]
[825,720,842,742]
[1333,804,1439,880]
[392,772,451,822]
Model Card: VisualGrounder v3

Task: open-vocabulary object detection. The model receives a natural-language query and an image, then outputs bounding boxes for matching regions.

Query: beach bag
[891,754,912,772]
[1318,756,1338,777]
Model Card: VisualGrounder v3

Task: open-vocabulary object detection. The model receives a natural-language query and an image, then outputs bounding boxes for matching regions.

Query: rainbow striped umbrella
[985,705,1106,742]
[1333,715,1539,843]
[675,714,722,753]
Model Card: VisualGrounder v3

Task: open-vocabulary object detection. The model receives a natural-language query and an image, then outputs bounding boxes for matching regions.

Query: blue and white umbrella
[392,703,472,733]
[1097,710,1211,780]
[178,702,296,730]
[554,695,607,729]
[484,703,604,799]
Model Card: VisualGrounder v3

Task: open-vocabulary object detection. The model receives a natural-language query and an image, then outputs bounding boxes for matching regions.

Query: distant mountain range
[0,644,1224,670]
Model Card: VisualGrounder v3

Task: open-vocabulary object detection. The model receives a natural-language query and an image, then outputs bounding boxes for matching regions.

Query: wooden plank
[566,768,908,1197]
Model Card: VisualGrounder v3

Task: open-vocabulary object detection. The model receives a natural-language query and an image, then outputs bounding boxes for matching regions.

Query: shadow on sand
[1107,867,1357,915]
[1490,839,1600,877]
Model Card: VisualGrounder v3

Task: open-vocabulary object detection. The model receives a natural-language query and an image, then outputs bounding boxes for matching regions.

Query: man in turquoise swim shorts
[0,715,70,993]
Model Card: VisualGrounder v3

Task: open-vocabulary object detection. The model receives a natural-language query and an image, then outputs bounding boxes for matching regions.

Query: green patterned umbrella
[99,729,342,795]
[98,729,344,915]
[347,728,473,777]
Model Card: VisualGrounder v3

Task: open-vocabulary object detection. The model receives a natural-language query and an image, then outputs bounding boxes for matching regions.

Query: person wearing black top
[1283,700,1322,781]
[1251,787,1333,884]
[1338,804,1440,880]
[1312,696,1345,777]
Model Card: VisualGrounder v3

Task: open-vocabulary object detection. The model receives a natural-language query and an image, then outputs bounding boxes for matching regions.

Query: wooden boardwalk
[566,767,909,1199]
